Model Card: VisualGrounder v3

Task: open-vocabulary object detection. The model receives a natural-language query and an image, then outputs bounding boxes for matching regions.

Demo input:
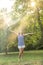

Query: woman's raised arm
[9,27,18,35]
[23,33,34,36]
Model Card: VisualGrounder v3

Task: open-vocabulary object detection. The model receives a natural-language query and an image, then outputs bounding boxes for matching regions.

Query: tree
[10,0,43,50]
[0,0,43,52]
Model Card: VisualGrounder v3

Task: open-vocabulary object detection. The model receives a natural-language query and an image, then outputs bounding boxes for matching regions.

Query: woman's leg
[18,46,25,59]
[21,48,24,58]
[18,48,22,59]
[18,48,24,60]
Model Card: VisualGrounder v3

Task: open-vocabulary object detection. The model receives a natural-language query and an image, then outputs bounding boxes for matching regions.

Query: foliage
[0,0,43,52]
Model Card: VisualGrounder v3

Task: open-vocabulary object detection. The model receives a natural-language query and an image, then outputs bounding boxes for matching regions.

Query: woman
[18,32,33,59]
[10,29,33,60]
[18,32,25,59]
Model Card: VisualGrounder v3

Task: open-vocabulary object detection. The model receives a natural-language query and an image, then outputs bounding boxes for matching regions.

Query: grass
[0,50,43,65]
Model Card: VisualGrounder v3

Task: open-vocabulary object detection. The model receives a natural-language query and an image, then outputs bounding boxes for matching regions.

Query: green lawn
[0,50,43,65]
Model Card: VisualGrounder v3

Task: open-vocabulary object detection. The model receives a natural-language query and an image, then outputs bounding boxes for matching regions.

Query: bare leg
[18,48,22,59]
[18,48,24,59]
[21,48,24,58]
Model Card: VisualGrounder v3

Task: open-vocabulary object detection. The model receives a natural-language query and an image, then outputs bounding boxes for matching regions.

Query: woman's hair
[18,31,23,35]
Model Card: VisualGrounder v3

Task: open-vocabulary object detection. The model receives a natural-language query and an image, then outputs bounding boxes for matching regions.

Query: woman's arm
[23,33,34,36]
[9,27,18,35]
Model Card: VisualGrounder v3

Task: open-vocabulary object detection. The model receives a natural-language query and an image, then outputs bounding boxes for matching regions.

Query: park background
[0,0,43,65]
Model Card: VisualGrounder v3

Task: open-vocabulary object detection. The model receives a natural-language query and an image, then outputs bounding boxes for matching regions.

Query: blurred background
[0,0,43,54]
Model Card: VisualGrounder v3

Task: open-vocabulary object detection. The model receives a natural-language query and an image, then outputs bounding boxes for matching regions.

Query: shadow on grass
[0,60,43,65]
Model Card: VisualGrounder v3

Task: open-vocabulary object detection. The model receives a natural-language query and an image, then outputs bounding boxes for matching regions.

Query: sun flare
[0,0,15,12]
[0,0,16,27]
[31,1,36,7]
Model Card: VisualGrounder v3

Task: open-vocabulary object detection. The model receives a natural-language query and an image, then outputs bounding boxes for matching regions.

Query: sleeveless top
[18,35,25,46]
